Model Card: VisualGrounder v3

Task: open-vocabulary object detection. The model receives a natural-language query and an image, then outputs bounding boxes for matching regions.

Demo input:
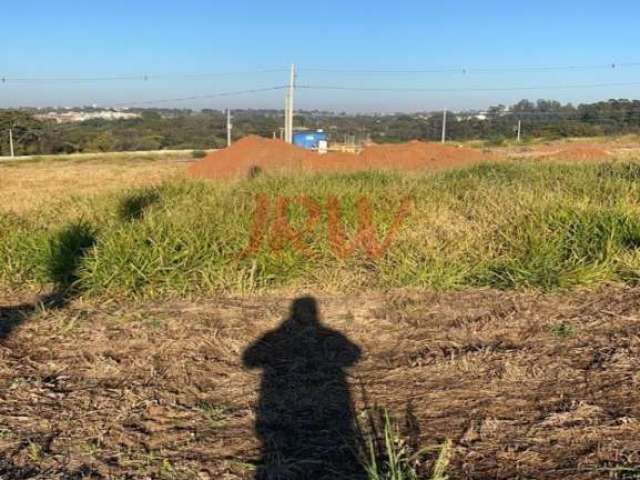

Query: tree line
[2,98,640,156]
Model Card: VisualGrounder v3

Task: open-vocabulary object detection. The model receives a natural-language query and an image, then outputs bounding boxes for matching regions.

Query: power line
[0,69,289,84]
[110,85,288,107]
[3,61,640,84]
[299,62,640,75]
[297,80,640,94]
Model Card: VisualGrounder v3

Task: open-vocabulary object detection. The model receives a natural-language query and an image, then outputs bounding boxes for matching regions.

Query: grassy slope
[3,161,640,298]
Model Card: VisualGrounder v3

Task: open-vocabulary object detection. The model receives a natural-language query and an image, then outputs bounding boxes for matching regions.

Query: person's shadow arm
[242,331,275,369]
[343,339,362,367]
[326,332,362,367]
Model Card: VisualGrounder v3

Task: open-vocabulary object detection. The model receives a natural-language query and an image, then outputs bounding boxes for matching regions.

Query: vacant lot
[1,152,640,479]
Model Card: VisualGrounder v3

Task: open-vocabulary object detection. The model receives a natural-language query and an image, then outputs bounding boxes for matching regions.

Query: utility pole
[9,126,14,158]
[284,91,289,142]
[441,108,447,144]
[226,108,232,147]
[516,120,522,143]
[284,63,296,143]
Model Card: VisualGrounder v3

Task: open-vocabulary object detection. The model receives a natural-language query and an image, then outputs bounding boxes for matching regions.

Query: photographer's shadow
[243,296,365,479]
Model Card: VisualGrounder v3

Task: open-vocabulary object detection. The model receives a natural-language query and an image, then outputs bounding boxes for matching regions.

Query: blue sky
[2,0,640,111]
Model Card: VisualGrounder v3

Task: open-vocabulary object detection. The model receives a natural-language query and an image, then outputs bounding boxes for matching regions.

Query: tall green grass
[3,161,640,298]
[360,408,450,480]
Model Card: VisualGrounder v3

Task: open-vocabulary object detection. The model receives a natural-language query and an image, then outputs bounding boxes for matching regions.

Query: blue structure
[292,130,328,150]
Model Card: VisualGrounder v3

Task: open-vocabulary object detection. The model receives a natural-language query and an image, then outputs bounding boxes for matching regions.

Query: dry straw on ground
[1,288,639,479]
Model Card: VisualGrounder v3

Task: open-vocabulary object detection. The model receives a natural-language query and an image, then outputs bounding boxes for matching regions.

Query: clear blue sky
[2,0,640,112]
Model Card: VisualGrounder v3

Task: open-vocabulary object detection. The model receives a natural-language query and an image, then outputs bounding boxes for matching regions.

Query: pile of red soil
[189,135,312,179]
[541,145,612,162]
[189,135,493,179]
[358,140,491,171]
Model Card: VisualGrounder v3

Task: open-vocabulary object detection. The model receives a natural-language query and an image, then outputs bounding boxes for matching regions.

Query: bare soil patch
[1,288,639,479]
[189,136,494,179]
[541,145,613,162]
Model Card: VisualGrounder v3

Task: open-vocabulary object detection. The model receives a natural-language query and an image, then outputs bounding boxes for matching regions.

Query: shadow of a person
[243,296,366,480]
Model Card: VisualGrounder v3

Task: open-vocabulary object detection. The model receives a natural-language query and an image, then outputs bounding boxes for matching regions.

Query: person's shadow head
[286,295,319,327]
[242,296,366,479]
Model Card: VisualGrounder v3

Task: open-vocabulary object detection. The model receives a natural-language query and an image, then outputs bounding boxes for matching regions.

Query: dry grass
[1,288,639,479]
[473,134,640,160]
[0,156,187,214]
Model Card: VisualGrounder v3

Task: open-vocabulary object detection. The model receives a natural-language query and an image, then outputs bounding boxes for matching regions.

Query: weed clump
[41,221,97,290]
[118,188,161,221]
[360,407,450,480]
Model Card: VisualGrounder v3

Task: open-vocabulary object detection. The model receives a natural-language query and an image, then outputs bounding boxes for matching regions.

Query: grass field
[3,158,640,297]
[2,153,640,479]
[0,153,187,214]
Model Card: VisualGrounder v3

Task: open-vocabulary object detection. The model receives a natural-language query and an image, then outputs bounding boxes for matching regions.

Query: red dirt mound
[541,145,612,162]
[189,135,312,179]
[189,136,494,179]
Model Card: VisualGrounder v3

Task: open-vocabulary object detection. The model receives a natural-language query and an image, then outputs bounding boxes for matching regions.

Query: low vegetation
[361,408,451,480]
[3,160,640,298]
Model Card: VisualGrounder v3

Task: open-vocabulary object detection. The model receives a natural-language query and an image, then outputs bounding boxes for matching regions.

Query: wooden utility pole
[441,109,447,143]
[226,108,232,147]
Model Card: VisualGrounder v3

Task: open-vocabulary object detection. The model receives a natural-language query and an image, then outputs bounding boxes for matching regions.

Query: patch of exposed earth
[1,288,639,479]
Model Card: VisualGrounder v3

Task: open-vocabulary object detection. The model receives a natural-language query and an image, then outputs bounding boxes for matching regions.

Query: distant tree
[86,131,116,152]
[0,111,47,155]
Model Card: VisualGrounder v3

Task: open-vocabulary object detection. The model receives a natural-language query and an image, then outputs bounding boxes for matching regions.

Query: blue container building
[292,130,328,150]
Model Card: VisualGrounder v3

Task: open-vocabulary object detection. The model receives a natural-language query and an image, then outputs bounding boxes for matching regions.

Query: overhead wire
[109,85,288,107]
[3,61,640,84]
[297,80,640,94]
[3,60,640,111]
[298,62,640,75]
[0,68,289,84]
